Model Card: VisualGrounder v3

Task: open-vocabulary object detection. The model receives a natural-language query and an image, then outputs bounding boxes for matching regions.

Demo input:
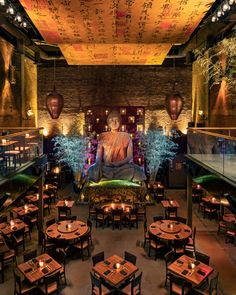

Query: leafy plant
[194,27,236,89]
[139,129,178,182]
[53,135,89,176]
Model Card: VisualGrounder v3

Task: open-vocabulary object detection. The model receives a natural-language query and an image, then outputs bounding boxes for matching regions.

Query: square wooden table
[56,200,74,208]
[168,255,213,287]
[92,254,138,287]
[17,253,62,284]
[0,219,28,236]
[25,194,50,203]
[12,204,39,217]
[161,200,180,208]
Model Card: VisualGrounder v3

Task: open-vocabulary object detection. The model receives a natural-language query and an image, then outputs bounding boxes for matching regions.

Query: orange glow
[215,79,228,115]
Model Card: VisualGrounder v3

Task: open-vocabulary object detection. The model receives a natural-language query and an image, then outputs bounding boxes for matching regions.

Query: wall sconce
[9,65,16,84]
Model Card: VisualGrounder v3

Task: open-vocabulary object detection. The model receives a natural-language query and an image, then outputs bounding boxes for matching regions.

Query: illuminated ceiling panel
[59,43,172,65]
[20,0,215,65]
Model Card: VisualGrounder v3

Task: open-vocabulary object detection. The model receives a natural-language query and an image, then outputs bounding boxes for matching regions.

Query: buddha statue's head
[107,109,122,132]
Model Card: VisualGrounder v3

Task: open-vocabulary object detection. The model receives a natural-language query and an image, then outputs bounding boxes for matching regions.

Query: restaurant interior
[0,0,236,294]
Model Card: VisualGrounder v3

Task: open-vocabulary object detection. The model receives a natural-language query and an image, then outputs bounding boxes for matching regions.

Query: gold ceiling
[20,0,214,65]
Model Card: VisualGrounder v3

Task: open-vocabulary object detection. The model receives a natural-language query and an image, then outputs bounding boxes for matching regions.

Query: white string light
[211,0,236,22]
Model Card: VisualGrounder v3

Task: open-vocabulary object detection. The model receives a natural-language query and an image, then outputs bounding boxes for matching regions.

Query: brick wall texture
[37,65,192,135]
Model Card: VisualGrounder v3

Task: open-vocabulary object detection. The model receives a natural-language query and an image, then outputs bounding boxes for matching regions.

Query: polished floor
[1,186,236,295]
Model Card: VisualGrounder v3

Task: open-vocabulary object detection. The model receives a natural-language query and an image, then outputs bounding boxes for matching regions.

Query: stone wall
[37,65,192,135]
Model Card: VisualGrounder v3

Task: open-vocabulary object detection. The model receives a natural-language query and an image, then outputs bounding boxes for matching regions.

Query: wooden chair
[217,216,227,234]
[12,227,25,254]
[164,250,175,287]
[120,272,143,295]
[92,251,105,266]
[13,268,37,295]
[72,232,90,260]
[111,209,123,230]
[153,216,164,222]
[143,219,150,248]
[165,207,178,219]
[87,218,93,246]
[126,208,138,229]
[193,271,219,295]
[195,251,210,265]
[175,216,187,224]
[90,271,111,295]
[46,218,56,228]
[58,206,71,221]
[203,202,218,220]
[124,251,137,265]
[171,239,187,257]
[185,226,196,254]
[52,249,67,285]
[89,203,96,220]
[148,232,166,260]
[169,273,191,295]
[225,221,236,245]
[23,249,37,262]
[40,231,55,254]
[38,270,60,295]
[136,204,146,221]
[95,208,107,229]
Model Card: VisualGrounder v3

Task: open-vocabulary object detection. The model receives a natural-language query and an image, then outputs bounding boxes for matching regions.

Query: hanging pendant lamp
[165,59,184,120]
[46,60,64,119]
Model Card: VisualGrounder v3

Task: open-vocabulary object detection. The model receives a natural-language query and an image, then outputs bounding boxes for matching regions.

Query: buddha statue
[88,109,146,183]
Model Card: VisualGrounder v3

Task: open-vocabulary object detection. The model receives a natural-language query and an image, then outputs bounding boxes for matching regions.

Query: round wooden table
[149,219,192,241]
[46,220,88,240]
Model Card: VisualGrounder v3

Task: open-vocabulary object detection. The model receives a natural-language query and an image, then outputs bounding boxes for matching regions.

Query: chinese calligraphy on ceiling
[20,0,214,65]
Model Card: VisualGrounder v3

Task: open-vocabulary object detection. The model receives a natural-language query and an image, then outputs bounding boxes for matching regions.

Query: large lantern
[46,86,64,119]
[46,60,64,119]
[165,92,184,120]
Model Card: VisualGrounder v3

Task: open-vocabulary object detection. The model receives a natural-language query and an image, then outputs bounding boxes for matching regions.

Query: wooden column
[187,169,193,228]
[38,174,44,245]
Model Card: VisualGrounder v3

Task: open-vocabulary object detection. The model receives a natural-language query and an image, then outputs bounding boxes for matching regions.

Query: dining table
[0,218,28,236]
[46,220,88,241]
[92,254,138,288]
[17,253,62,284]
[12,204,38,218]
[25,193,50,203]
[223,213,236,223]
[56,200,74,208]
[161,200,180,209]
[168,254,214,287]
[149,219,192,241]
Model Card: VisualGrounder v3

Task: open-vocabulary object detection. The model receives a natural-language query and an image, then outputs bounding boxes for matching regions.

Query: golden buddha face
[108,116,121,132]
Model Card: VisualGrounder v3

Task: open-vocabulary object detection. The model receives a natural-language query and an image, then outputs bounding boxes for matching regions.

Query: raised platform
[82,179,147,203]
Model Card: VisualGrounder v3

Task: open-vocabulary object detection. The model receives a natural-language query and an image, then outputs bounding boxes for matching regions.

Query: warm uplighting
[43,129,49,137]
[54,167,60,174]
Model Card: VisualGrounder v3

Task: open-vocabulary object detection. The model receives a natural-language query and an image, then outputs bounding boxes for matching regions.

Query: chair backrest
[169,273,189,294]
[0,215,7,223]
[195,251,210,265]
[175,216,187,224]
[92,251,104,266]
[131,272,142,295]
[164,250,175,267]
[46,218,55,227]
[13,227,25,238]
[87,218,92,229]
[124,251,137,265]
[209,272,219,294]
[23,249,37,262]
[153,216,164,222]
[90,271,102,294]
[44,271,60,293]
[14,268,23,294]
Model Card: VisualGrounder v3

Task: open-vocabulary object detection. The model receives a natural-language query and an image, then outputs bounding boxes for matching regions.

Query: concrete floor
[1,186,236,295]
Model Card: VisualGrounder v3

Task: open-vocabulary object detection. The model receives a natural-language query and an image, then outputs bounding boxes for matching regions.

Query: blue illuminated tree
[140,129,178,182]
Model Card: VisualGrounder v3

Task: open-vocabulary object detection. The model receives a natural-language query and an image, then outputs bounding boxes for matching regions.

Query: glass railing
[187,128,236,183]
[0,127,44,180]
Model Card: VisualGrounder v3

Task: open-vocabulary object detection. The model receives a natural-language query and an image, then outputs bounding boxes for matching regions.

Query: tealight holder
[45,184,48,190]
[25,133,29,138]
[169,223,174,230]
[111,203,114,209]
[38,260,44,268]
[188,261,195,270]
[170,200,173,205]
[64,200,68,206]
[1,139,6,144]
[36,193,39,200]
[212,197,216,202]
[67,224,72,230]
[10,220,15,227]
[24,204,28,211]
[114,263,121,269]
